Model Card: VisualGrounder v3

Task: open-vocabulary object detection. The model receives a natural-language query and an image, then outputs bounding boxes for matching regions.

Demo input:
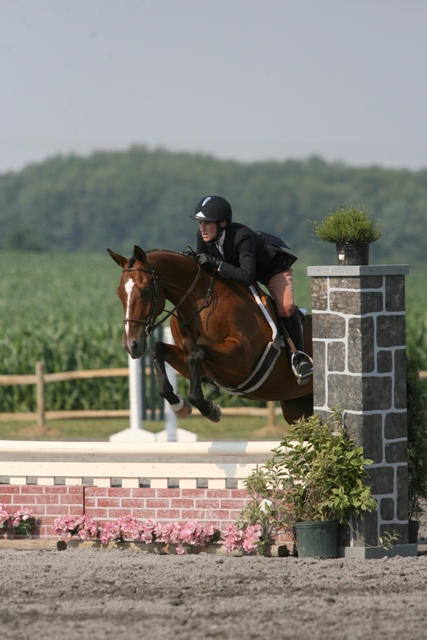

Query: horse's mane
[146,249,183,256]
[126,249,196,269]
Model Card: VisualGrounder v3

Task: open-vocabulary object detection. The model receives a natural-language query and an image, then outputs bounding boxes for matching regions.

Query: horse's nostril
[130,340,139,355]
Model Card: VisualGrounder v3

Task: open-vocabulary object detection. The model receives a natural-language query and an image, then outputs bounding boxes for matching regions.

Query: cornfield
[0,252,129,412]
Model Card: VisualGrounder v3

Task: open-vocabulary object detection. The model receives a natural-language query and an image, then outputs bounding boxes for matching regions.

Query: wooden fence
[0,361,281,425]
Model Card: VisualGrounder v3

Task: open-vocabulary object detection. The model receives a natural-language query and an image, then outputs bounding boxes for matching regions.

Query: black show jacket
[196,223,296,287]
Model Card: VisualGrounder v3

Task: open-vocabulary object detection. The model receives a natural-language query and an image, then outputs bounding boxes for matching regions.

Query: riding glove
[197,253,221,269]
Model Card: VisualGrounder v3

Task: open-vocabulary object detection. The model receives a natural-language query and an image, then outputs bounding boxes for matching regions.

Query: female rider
[190,195,313,385]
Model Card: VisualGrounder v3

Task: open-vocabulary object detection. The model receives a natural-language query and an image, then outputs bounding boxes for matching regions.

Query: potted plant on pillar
[312,204,382,265]
[242,411,378,558]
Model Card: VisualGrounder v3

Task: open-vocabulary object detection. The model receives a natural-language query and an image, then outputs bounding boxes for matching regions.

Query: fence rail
[0,361,282,424]
[0,368,129,385]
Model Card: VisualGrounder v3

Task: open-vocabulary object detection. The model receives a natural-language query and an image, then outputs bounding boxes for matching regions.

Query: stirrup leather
[291,351,314,385]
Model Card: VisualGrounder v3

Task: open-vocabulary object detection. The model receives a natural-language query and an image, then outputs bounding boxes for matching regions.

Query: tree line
[0,145,425,265]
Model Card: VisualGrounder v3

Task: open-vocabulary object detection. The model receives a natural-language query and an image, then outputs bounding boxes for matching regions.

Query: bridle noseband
[122,262,158,335]
[121,260,209,336]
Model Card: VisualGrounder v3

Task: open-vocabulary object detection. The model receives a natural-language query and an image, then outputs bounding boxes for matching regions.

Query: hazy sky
[1,0,426,174]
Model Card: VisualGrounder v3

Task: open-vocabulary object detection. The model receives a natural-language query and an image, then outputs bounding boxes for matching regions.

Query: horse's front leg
[187,345,222,423]
[150,341,192,418]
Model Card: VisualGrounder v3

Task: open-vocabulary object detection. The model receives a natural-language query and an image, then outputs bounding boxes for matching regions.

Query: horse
[108,245,313,425]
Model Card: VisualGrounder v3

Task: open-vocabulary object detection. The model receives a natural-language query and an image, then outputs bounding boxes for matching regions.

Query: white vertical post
[164,326,177,442]
[128,354,143,431]
[109,353,155,442]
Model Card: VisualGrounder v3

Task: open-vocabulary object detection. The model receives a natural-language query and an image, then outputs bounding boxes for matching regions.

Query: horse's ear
[107,248,128,268]
[133,245,147,264]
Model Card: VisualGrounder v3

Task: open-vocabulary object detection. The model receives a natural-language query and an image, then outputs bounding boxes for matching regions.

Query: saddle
[251,283,293,354]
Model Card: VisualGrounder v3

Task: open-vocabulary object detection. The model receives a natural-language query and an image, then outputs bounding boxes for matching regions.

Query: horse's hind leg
[150,341,192,418]
[188,345,222,423]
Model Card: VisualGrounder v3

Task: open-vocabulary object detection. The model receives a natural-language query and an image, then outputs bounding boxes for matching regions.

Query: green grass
[0,415,290,441]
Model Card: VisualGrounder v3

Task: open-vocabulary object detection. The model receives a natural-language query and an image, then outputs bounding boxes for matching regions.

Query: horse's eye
[141,287,151,298]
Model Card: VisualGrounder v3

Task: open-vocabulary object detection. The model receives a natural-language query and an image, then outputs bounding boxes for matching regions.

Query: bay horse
[108,245,313,425]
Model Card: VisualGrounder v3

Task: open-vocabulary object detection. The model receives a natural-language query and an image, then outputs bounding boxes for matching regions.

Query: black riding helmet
[190,195,232,224]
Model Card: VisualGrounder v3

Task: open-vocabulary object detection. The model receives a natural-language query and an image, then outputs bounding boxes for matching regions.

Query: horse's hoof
[170,395,193,419]
[206,402,222,423]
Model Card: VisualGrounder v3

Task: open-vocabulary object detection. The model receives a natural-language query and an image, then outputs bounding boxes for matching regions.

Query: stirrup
[291,351,313,386]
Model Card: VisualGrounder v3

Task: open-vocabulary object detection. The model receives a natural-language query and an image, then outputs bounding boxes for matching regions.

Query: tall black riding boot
[282,309,313,385]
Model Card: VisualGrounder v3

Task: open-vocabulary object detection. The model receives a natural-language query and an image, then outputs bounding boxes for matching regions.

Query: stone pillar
[307,264,413,557]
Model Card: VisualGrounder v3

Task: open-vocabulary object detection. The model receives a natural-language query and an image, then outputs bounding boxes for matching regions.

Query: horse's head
[108,245,166,358]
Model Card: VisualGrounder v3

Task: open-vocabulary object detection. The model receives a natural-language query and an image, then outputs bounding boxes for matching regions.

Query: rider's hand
[197,253,221,269]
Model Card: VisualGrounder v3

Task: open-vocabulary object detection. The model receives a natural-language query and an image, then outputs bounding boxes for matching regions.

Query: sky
[1,0,426,174]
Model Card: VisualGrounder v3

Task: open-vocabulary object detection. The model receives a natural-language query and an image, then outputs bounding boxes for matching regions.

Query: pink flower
[139,518,157,542]
[128,519,145,541]
[241,524,262,553]
[99,521,122,544]
[117,514,139,539]
[78,529,90,541]
[80,516,98,539]
[13,508,32,521]
[152,521,180,544]
[169,521,182,544]
[87,520,100,537]
[181,520,204,546]
[204,523,216,538]
[52,515,77,537]
[0,505,11,529]
[221,524,246,552]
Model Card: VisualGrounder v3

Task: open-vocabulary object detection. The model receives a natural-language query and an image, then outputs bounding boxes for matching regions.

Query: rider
[190,195,313,385]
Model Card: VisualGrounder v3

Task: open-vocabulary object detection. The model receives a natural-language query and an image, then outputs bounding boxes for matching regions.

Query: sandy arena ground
[2,546,427,640]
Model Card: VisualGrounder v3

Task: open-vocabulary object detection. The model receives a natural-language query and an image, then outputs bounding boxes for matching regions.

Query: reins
[122,260,214,335]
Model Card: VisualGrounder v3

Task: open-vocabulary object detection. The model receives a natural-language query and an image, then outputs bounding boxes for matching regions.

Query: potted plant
[241,411,377,558]
[312,204,382,265]
[407,358,427,543]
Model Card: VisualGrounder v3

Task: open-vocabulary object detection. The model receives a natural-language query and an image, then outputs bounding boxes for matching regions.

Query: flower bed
[52,513,282,555]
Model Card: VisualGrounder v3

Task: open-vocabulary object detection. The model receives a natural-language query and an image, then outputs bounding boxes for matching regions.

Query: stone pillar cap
[307,265,409,277]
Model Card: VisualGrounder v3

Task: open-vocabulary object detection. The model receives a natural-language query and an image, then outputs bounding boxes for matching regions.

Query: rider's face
[199,220,218,242]
[199,219,226,242]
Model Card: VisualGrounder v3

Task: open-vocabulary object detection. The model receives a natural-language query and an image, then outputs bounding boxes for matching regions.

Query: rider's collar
[214,227,225,258]
[216,228,225,247]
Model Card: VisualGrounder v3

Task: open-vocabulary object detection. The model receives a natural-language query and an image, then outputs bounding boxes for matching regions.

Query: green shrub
[239,412,377,548]
[407,358,427,519]
[312,204,382,244]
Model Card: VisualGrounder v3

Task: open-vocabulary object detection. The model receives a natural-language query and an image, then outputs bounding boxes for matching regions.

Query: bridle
[122,260,214,336]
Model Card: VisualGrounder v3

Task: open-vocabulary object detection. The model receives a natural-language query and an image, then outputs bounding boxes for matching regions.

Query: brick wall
[0,483,292,545]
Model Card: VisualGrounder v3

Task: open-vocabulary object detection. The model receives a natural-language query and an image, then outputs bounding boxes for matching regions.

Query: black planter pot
[294,520,338,558]
[408,520,420,544]
[336,242,370,266]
